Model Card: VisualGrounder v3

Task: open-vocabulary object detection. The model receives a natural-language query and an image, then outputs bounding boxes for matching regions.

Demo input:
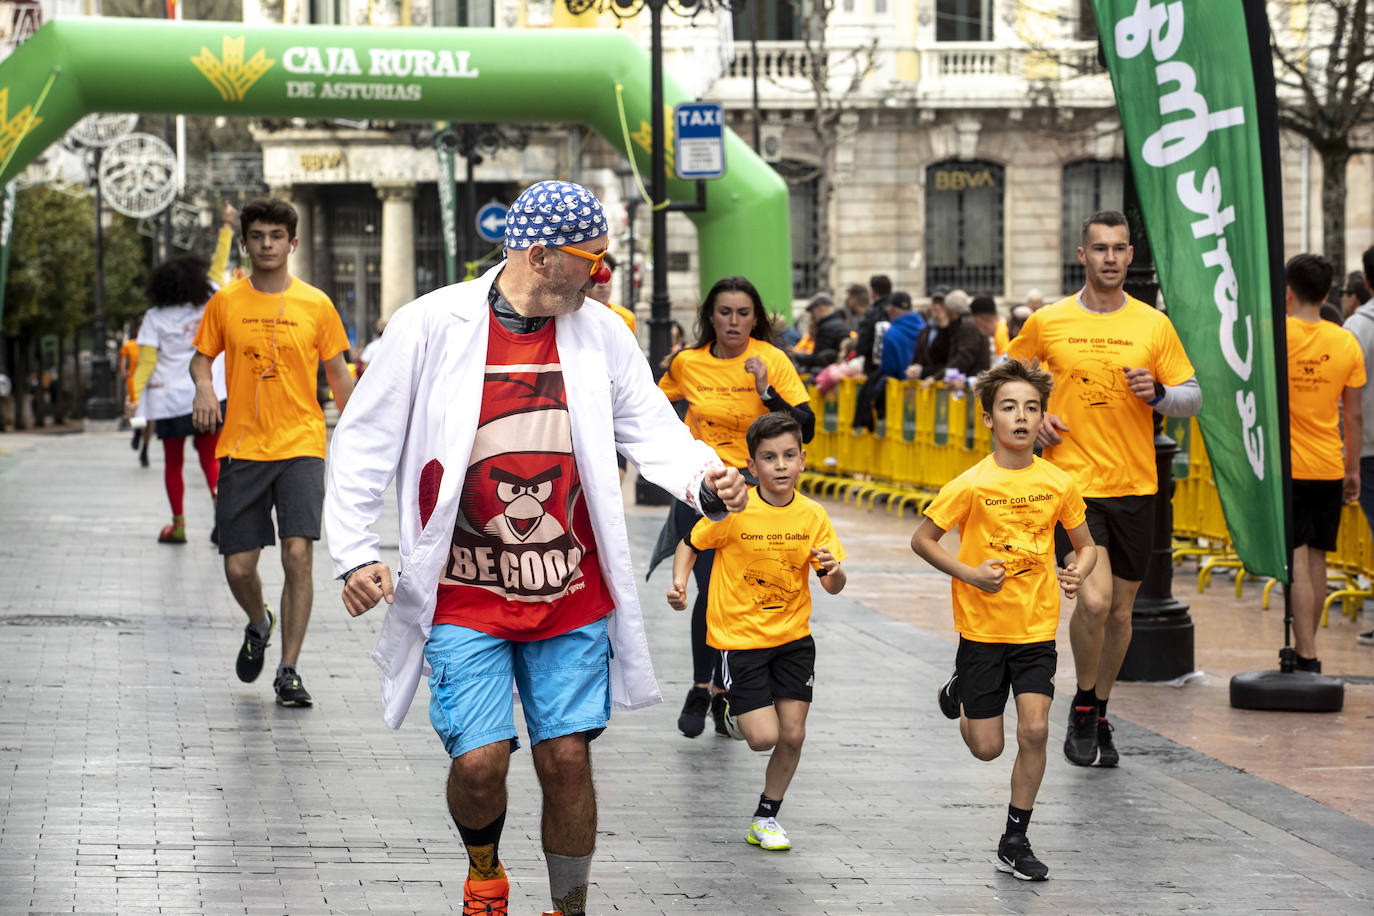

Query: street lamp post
[561,0,736,368]
[84,145,118,422]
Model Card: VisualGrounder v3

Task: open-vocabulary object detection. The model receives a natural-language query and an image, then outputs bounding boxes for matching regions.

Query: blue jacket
[878,312,926,379]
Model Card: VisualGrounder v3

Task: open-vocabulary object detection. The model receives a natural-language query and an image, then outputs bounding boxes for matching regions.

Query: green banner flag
[433,125,457,287]
[1094,0,1288,580]
[0,181,15,331]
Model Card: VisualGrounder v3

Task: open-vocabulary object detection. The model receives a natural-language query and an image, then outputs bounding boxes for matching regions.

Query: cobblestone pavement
[1,434,1372,915]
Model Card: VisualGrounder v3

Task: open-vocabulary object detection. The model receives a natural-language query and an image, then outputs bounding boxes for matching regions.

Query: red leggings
[163,432,220,516]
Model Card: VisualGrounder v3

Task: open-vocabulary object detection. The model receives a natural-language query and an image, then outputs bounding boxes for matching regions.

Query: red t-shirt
[432,313,613,639]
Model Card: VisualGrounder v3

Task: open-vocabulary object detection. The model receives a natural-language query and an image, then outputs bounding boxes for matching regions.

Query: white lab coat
[325,263,725,729]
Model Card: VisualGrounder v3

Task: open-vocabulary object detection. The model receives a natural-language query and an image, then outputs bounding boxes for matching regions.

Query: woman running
[127,252,230,543]
[653,275,815,737]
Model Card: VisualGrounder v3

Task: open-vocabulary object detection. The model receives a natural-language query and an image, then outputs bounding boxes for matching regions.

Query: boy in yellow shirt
[667,412,847,852]
[911,358,1096,881]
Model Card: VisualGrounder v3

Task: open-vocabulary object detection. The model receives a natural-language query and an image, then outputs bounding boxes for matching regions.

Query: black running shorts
[215,456,325,556]
[720,635,816,715]
[1291,478,1343,551]
[1055,494,1154,582]
[954,637,1057,720]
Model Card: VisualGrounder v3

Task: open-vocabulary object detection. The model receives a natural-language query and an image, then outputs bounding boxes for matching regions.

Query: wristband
[342,560,380,583]
[1148,381,1165,406]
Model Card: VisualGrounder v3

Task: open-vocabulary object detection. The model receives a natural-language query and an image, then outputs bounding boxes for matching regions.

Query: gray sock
[276,663,296,679]
[546,851,592,916]
[249,616,271,638]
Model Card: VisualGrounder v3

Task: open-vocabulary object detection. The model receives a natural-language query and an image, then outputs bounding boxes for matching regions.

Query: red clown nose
[592,265,613,286]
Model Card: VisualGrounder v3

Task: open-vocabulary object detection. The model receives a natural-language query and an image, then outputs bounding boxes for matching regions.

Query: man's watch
[1148,381,1166,406]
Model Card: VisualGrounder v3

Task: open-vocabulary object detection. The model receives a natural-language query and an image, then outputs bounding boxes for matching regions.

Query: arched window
[1061,159,1124,292]
[925,159,1004,295]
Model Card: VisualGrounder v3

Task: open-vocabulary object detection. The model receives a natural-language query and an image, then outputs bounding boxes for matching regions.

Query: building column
[376,182,417,322]
[269,184,314,287]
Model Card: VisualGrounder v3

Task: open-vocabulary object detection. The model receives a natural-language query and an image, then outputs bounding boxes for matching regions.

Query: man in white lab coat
[324,180,746,916]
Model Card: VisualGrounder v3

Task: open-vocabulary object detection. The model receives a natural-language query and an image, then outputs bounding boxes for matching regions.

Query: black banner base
[1230,669,1344,712]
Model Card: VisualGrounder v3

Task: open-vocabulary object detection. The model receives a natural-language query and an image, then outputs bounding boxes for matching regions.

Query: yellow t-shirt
[925,454,1087,644]
[658,338,810,468]
[688,488,846,651]
[1287,315,1366,480]
[193,276,349,461]
[1007,293,1194,497]
[994,318,1010,356]
[120,339,140,401]
[605,301,636,334]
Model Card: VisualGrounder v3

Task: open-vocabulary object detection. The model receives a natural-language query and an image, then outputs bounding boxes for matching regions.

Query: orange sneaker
[463,872,509,915]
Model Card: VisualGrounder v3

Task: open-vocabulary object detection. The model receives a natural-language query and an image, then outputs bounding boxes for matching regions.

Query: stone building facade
[242,0,1374,341]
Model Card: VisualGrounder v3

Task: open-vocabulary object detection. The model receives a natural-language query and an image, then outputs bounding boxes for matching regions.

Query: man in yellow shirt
[191,198,354,708]
[1008,210,1200,768]
[1283,253,1365,671]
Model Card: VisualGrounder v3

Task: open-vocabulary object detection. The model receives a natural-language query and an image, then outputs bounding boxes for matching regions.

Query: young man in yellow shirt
[912,358,1096,881]
[667,412,846,852]
[191,198,355,708]
[1283,253,1365,670]
[1007,210,1199,768]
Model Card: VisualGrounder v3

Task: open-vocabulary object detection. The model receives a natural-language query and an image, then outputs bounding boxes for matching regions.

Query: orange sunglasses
[553,243,611,277]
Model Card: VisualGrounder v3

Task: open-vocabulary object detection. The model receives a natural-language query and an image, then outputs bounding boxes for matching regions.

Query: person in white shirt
[325,179,747,916]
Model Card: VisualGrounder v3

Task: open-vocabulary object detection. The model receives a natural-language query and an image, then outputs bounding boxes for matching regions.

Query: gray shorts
[215,456,325,556]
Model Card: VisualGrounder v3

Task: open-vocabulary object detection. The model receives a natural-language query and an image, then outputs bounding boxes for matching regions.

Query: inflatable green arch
[0,18,791,309]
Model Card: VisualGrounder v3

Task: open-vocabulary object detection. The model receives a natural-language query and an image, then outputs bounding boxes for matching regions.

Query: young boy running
[667,412,847,852]
[911,358,1096,881]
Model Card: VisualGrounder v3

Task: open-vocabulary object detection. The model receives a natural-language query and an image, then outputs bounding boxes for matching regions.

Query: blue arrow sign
[674,102,726,180]
[476,202,507,243]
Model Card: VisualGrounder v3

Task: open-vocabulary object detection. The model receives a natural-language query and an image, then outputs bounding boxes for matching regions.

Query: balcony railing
[920,42,1022,81]
[725,40,815,80]
[705,39,1112,108]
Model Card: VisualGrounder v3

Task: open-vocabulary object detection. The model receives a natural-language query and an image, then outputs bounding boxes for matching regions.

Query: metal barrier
[798,378,1373,627]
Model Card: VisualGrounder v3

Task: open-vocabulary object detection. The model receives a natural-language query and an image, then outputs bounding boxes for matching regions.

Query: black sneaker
[936,670,960,720]
[1095,717,1119,768]
[1063,703,1099,766]
[677,686,710,738]
[996,833,1049,881]
[710,692,729,736]
[235,605,274,683]
[1295,655,1322,673]
[1357,630,1374,646]
[273,668,313,707]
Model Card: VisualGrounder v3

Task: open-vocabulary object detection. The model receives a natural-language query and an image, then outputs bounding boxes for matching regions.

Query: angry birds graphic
[487,464,564,543]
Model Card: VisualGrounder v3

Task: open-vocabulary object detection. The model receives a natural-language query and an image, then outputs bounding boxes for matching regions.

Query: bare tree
[1025,1,1374,287]
[1270,0,1374,285]
[769,0,876,291]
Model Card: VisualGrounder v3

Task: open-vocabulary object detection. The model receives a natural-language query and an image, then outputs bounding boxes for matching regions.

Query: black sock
[457,810,506,881]
[754,794,782,819]
[1005,804,1032,837]
[1073,686,1097,710]
[1097,697,1109,719]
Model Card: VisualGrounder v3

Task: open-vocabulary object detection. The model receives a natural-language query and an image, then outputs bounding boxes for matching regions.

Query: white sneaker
[722,699,747,740]
[747,816,791,851]
[1357,630,1374,646]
